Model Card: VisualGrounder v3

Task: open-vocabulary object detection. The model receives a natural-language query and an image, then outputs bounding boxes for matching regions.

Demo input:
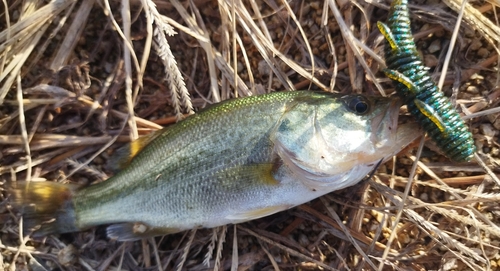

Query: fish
[8,91,420,241]
[377,0,476,162]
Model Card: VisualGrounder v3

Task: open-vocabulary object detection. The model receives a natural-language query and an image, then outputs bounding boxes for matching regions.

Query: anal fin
[106,222,182,241]
[225,205,293,223]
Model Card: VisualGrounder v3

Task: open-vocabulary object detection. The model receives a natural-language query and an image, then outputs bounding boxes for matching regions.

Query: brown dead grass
[1,0,500,270]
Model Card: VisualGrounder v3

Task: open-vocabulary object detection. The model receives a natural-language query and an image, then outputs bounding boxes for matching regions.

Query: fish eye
[345,96,370,115]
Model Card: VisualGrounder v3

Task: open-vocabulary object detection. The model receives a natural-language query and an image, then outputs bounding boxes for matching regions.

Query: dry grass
[1,0,500,270]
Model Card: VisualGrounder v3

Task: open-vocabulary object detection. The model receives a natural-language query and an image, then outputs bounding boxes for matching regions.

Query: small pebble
[237,62,244,73]
[58,245,78,266]
[464,28,476,38]
[470,73,484,80]
[477,47,489,58]
[466,85,479,94]
[427,39,441,53]
[424,54,438,67]
[420,193,429,201]
[258,60,270,76]
[398,233,410,244]
[491,118,500,131]
[469,39,482,51]
[480,123,496,138]
[298,234,309,246]
[399,157,413,166]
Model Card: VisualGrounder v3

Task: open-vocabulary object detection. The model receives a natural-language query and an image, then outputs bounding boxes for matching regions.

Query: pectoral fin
[106,222,182,241]
[107,128,165,173]
[225,205,293,223]
[215,163,280,187]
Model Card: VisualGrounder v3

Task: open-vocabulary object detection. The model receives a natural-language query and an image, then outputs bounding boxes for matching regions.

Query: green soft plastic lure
[378,0,475,162]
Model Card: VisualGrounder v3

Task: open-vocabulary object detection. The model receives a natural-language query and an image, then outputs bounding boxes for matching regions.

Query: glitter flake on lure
[9,91,421,241]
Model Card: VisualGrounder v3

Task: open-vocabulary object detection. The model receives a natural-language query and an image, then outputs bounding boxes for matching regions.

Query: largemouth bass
[9,91,419,241]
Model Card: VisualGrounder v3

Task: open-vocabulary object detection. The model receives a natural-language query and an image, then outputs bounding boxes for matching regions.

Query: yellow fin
[216,163,280,187]
[225,205,292,222]
[256,163,280,186]
[8,181,79,236]
[107,128,165,173]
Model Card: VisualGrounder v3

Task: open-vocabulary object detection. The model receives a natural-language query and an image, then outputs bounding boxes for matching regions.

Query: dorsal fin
[107,128,165,173]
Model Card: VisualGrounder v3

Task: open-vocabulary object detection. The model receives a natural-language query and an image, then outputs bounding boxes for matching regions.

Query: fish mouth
[370,97,423,159]
[370,97,402,149]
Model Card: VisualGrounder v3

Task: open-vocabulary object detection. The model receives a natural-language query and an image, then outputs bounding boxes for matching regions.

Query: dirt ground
[1,0,500,270]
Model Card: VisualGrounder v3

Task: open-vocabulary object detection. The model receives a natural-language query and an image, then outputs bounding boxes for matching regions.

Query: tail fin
[8,181,79,237]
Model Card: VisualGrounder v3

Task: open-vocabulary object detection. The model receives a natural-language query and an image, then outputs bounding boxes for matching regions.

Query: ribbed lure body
[378,0,475,161]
